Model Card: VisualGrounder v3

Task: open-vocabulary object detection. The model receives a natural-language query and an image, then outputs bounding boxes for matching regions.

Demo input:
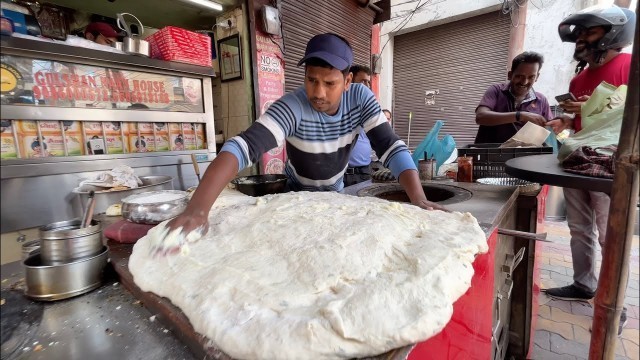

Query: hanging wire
[510,1,521,27]
[501,0,545,28]
[529,0,544,9]
[379,0,434,57]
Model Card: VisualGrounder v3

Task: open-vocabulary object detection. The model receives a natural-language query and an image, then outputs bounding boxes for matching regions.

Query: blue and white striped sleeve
[220,93,301,172]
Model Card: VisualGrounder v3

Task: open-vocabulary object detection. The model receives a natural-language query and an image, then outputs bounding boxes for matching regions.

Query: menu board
[0,55,204,113]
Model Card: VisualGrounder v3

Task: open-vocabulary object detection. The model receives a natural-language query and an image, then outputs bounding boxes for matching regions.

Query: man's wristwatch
[515,111,521,123]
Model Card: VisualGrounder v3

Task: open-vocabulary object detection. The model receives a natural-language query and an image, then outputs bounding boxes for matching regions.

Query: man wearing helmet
[545,4,635,335]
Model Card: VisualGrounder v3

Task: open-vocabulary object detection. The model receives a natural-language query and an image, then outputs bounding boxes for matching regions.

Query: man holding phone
[544,4,634,336]
[474,51,551,144]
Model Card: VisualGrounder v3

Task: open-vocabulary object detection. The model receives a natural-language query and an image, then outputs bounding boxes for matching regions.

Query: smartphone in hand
[555,92,577,103]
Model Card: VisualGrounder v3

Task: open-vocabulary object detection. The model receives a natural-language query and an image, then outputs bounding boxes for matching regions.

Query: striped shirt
[221,84,415,191]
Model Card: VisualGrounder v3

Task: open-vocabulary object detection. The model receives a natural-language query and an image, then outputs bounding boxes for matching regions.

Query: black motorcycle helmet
[558,5,636,51]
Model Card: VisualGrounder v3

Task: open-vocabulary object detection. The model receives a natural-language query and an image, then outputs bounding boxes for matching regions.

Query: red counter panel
[409,229,498,360]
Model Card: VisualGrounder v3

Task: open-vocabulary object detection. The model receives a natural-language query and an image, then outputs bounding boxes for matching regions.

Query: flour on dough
[129,190,487,360]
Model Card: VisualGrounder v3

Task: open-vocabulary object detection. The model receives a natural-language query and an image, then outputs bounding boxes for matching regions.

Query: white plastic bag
[558,82,627,162]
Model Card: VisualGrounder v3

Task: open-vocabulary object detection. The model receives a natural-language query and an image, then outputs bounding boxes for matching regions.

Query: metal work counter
[0,260,196,360]
[505,154,613,194]
[1,184,520,360]
[342,180,520,236]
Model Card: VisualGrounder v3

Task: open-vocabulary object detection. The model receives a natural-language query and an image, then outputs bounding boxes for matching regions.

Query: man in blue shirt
[160,33,447,247]
[345,64,374,186]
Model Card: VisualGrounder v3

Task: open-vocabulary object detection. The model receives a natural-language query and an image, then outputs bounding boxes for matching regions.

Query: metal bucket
[73,175,174,216]
[39,219,102,265]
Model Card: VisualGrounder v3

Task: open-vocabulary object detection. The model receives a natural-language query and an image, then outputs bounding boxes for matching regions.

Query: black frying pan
[231,174,288,197]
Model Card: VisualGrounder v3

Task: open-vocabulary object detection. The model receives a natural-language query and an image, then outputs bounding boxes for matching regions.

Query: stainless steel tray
[476,177,534,186]
[476,177,541,194]
[74,175,174,215]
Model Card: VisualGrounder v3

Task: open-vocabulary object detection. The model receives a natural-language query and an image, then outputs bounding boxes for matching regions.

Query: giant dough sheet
[129,190,487,359]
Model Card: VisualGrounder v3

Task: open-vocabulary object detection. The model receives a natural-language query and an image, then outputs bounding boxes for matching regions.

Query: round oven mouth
[356,183,473,205]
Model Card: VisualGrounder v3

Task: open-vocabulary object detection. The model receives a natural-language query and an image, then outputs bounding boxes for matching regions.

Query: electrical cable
[378,0,433,57]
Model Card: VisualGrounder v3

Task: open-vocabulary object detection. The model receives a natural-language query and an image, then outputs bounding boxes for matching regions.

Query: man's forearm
[398,169,427,203]
[475,110,517,126]
[186,152,239,214]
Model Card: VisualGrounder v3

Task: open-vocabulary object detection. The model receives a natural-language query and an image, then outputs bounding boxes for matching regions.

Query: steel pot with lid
[24,246,109,301]
[39,219,103,265]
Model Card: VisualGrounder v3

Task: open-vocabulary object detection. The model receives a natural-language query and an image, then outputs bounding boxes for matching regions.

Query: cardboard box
[16,120,63,158]
[195,123,206,150]
[129,134,155,153]
[0,120,18,159]
[154,123,169,151]
[61,121,84,156]
[83,121,105,155]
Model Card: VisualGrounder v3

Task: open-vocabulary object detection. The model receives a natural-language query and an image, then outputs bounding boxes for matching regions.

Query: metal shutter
[281,0,375,93]
[393,11,511,149]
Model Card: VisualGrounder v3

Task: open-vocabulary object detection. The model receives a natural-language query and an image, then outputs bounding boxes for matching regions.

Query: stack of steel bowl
[23,219,109,301]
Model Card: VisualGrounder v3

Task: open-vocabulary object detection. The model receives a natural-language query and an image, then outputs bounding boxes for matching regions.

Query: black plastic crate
[458,143,553,179]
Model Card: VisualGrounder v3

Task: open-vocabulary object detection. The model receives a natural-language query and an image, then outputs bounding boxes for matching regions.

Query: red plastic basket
[146,27,212,67]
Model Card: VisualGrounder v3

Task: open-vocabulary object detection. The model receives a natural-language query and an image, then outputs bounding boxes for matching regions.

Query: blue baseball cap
[297,33,354,71]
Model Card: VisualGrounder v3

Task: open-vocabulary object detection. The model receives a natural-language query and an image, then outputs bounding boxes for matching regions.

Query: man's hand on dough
[412,199,449,212]
[166,208,209,237]
[151,208,209,257]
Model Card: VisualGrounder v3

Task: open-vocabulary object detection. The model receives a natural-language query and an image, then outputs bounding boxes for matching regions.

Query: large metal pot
[24,246,109,301]
[231,174,288,197]
[121,190,188,224]
[74,175,174,216]
[39,219,102,265]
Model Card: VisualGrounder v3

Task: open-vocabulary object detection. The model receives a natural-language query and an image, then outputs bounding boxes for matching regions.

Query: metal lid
[122,190,188,205]
[39,219,102,240]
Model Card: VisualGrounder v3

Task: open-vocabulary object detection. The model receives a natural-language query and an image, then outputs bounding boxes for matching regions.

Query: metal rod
[497,228,549,242]
[589,3,639,358]
[153,122,157,152]
[36,121,43,157]
[101,122,108,154]
[11,120,21,158]
[121,122,127,153]
[81,121,87,155]
[60,121,69,156]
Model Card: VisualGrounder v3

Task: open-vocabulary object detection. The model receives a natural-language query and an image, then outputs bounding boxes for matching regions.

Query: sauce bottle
[457,156,473,182]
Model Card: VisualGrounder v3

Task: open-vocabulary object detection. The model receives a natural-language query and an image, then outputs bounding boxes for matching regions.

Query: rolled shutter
[281,0,375,93]
[393,12,511,148]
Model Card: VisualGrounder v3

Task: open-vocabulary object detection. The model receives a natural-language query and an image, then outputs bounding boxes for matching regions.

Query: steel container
[24,246,109,301]
[21,240,41,260]
[74,175,174,216]
[123,36,150,57]
[39,219,102,265]
[121,190,188,224]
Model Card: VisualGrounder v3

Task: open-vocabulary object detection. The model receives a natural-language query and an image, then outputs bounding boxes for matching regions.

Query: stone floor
[531,220,640,360]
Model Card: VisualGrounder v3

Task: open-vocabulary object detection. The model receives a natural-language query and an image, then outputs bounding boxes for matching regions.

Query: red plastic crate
[146,26,212,67]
